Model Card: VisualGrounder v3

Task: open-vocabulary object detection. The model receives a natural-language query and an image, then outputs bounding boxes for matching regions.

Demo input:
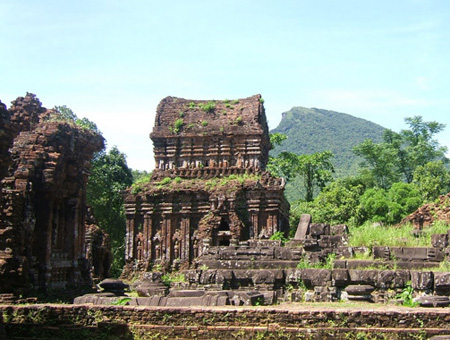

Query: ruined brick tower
[0,94,104,295]
[123,95,289,272]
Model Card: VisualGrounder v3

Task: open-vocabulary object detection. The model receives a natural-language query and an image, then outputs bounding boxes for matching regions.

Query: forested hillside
[270,106,386,201]
[271,106,386,177]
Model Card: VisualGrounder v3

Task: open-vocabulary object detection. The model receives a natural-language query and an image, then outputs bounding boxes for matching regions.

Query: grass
[348,221,449,248]
[297,253,335,270]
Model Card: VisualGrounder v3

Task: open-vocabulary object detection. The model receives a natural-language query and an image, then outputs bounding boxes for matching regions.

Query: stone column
[162,216,172,262]
[143,215,152,261]
[125,218,135,261]
[251,213,259,239]
[267,214,278,236]
[181,217,190,262]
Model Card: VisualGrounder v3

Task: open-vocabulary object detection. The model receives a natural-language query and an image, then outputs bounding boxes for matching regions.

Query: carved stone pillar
[143,215,152,261]
[162,216,172,262]
[125,218,135,260]
[267,214,278,236]
[251,213,259,239]
[181,217,190,262]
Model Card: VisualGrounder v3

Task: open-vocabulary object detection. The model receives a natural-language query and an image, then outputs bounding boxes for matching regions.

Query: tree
[297,151,335,201]
[413,161,450,202]
[353,139,400,190]
[394,116,447,183]
[359,182,421,224]
[53,105,101,133]
[268,150,334,202]
[87,146,133,277]
[269,132,288,148]
[309,176,368,226]
[353,116,447,188]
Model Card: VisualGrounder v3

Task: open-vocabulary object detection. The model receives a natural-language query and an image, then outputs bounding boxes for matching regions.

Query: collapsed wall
[0,93,104,296]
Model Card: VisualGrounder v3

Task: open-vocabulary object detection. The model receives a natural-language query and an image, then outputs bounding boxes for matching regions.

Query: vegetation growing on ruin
[173,118,184,133]
[52,105,101,133]
[199,101,216,113]
[348,221,449,248]
[130,173,262,195]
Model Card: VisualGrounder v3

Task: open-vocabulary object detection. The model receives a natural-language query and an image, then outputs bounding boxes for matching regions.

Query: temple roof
[150,94,268,138]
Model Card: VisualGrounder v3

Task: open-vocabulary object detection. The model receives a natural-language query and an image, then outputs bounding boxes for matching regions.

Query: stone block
[135,280,168,297]
[332,269,349,287]
[302,238,319,250]
[345,284,375,295]
[285,269,302,285]
[309,223,330,237]
[402,247,428,261]
[200,270,217,284]
[410,271,433,290]
[337,246,353,259]
[274,247,302,260]
[434,272,450,295]
[432,234,449,248]
[99,279,129,295]
[348,269,378,285]
[417,295,450,307]
[427,248,445,262]
[252,270,277,285]
[330,224,349,236]
[376,270,410,289]
[373,246,390,260]
[301,268,331,287]
[294,214,311,240]
[333,260,347,269]
[285,240,303,247]
[227,291,264,306]
[167,290,205,298]
[318,235,345,249]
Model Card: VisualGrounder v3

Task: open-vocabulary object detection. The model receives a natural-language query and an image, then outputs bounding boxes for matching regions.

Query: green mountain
[270,106,386,201]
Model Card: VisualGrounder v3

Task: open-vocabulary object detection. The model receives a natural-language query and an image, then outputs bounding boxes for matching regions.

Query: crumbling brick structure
[0,93,104,295]
[123,95,289,273]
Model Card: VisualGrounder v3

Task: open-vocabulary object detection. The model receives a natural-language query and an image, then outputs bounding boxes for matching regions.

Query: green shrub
[396,281,419,307]
[159,177,172,186]
[201,120,208,127]
[199,101,216,113]
[173,118,184,133]
[269,231,288,244]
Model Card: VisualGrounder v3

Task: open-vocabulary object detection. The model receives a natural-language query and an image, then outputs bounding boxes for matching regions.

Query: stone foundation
[2,304,450,339]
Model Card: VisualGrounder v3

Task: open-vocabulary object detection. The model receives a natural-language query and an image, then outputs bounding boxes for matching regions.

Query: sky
[1,0,449,171]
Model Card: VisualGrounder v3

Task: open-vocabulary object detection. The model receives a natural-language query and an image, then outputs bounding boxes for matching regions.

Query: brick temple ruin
[0,93,104,296]
[123,94,290,273]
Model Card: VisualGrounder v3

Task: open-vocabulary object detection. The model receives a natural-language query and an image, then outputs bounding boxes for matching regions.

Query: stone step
[196,259,299,269]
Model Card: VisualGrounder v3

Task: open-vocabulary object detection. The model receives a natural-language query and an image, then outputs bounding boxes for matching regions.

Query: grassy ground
[348,221,449,248]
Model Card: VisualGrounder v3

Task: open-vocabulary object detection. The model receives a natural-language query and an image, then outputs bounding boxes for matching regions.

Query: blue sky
[1,0,449,170]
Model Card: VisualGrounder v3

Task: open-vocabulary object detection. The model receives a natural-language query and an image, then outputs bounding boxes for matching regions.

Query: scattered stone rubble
[0,93,105,298]
[401,192,450,229]
[76,212,450,307]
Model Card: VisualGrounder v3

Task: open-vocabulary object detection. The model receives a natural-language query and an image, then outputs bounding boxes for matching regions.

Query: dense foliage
[270,115,450,235]
[87,147,133,277]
